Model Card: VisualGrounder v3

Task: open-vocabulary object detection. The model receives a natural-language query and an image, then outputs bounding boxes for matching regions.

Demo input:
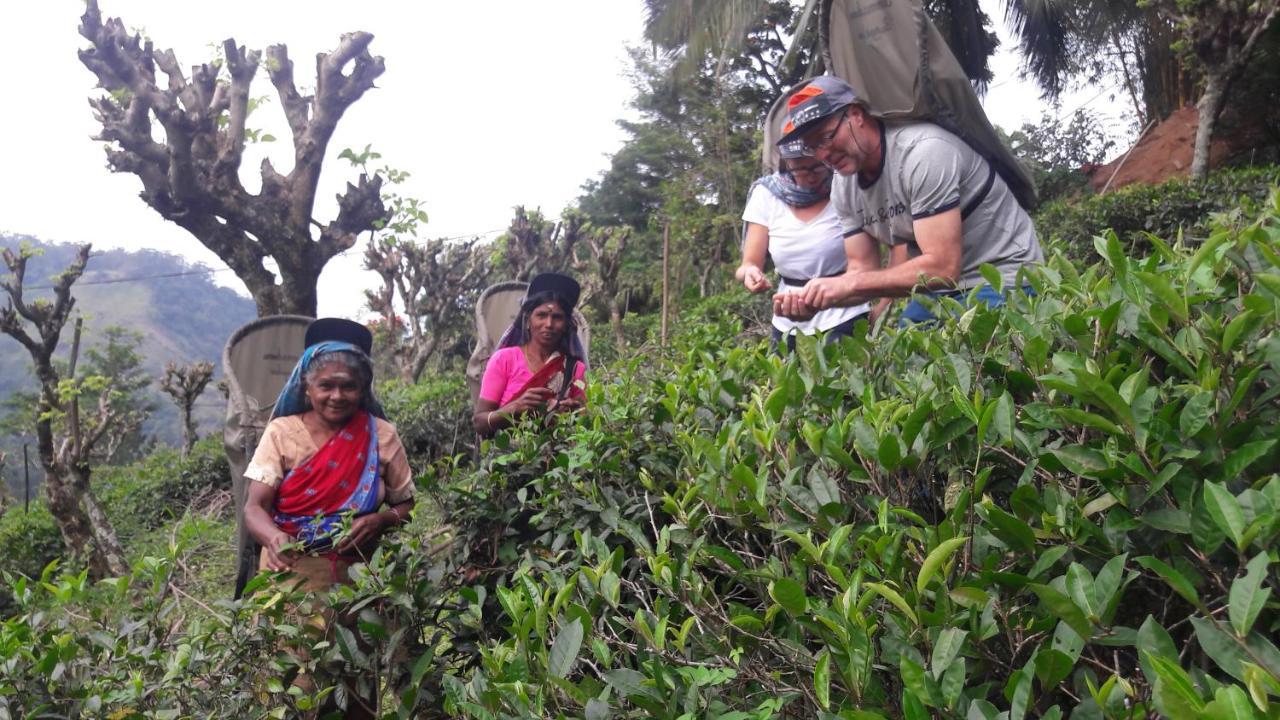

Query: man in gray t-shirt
[771,76,1042,325]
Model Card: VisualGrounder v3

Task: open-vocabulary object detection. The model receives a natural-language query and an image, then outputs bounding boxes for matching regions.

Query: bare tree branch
[77,0,390,315]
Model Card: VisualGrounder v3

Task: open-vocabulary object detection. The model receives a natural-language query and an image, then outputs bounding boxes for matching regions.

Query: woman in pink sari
[473,272,587,437]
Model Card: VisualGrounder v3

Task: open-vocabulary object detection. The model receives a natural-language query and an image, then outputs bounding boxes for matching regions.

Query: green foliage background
[3,190,1279,719]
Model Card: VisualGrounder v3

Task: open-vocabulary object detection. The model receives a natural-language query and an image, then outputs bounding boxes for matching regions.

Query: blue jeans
[898,285,1034,326]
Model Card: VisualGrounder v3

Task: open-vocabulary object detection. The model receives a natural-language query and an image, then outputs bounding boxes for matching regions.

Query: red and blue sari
[272,409,381,549]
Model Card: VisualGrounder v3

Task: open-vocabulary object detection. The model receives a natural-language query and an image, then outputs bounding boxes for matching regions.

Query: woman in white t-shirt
[736,140,871,350]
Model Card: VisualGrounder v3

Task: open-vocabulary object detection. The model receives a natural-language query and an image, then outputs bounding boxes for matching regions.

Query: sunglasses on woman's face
[784,163,829,180]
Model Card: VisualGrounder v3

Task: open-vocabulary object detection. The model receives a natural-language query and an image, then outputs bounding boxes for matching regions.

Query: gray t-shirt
[833,121,1042,290]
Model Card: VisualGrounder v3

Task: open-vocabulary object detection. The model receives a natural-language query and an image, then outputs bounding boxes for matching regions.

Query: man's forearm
[845,255,959,303]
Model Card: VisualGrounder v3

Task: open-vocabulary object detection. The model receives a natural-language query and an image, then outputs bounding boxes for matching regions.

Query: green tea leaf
[1202,685,1258,720]
[1007,667,1034,720]
[864,581,919,625]
[966,699,1000,720]
[1243,663,1280,714]
[1135,555,1201,608]
[1192,617,1251,681]
[814,648,831,710]
[603,668,660,700]
[1179,391,1214,438]
[981,503,1037,553]
[949,586,990,609]
[548,617,583,678]
[1066,563,1100,620]
[1147,651,1206,719]
[903,684,930,720]
[584,698,610,720]
[1034,648,1075,689]
[1051,445,1111,476]
[931,628,967,680]
[764,384,789,422]
[1135,270,1188,323]
[770,577,808,616]
[917,536,969,596]
[979,263,1004,294]
[1220,440,1277,484]
[1204,481,1247,547]
[901,656,941,708]
[1137,616,1179,689]
[1092,553,1128,619]
[1228,553,1272,638]
[1052,408,1125,437]
[1023,547,1066,582]
[1028,583,1092,640]
[878,432,903,470]
[940,657,966,709]
[992,392,1015,447]
[1221,310,1259,355]
[1141,508,1191,534]
[1192,494,1226,554]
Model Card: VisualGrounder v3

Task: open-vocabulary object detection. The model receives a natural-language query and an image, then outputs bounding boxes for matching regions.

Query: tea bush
[1036,165,1280,260]
[2,191,1279,719]
[0,437,228,615]
[379,374,474,467]
[439,190,1280,718]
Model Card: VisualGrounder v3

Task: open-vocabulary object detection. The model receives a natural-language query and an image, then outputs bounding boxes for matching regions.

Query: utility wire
[14,227,507,291]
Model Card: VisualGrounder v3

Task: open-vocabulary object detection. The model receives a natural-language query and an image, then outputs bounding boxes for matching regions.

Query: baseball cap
[776,76,861,146]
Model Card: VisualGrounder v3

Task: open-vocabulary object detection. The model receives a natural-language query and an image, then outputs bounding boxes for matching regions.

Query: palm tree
[643,0,999,90]
[1004,0,1279,179]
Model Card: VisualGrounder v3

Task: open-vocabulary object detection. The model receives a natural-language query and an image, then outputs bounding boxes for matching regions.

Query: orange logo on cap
[786,85,825,110]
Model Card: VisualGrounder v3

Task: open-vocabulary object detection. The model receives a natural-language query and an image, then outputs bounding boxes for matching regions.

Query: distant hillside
[0,235,256,493]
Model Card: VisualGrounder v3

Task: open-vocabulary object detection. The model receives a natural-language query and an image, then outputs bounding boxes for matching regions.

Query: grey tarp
[465,281,591,407]
[762,0,1038,210]
[223,314,311,598]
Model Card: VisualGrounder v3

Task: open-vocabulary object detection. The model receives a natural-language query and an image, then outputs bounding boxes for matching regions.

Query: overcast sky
[1,0,1131,319]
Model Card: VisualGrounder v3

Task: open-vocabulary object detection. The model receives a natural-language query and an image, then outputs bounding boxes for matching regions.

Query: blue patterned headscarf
[754,138,832,208]
[754,172,831,208]
[271,340,386,419]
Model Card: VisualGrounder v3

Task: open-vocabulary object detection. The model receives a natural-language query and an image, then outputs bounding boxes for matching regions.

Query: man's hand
[740,265,772,293]
[263,532,299,571]
[773,290,818,320]
[801,274,859,310]
[335,513,388,554]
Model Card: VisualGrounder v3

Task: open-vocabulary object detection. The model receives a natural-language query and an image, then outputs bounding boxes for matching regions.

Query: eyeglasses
[801,113,848,156]
[783,164,829,180]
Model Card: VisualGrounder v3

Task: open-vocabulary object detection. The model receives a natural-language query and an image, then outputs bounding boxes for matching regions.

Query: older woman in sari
[244,318,414,583]
[242,318,413,718]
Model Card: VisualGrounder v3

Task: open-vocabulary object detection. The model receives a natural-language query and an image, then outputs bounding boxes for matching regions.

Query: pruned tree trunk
[502,207,583,281]
[161,361,215,458]
[365,234,487,383]
[77,1,391,317]
[41,460,105,575]
[1190,71,1227,180]
[71,466,129,577]
[1,244,130,577]
[1154,0,1280,181]
[571,222,631,348]
[609,302,626,348]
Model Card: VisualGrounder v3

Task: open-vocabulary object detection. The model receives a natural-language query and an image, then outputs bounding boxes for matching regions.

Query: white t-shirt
[742,183,871,334]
